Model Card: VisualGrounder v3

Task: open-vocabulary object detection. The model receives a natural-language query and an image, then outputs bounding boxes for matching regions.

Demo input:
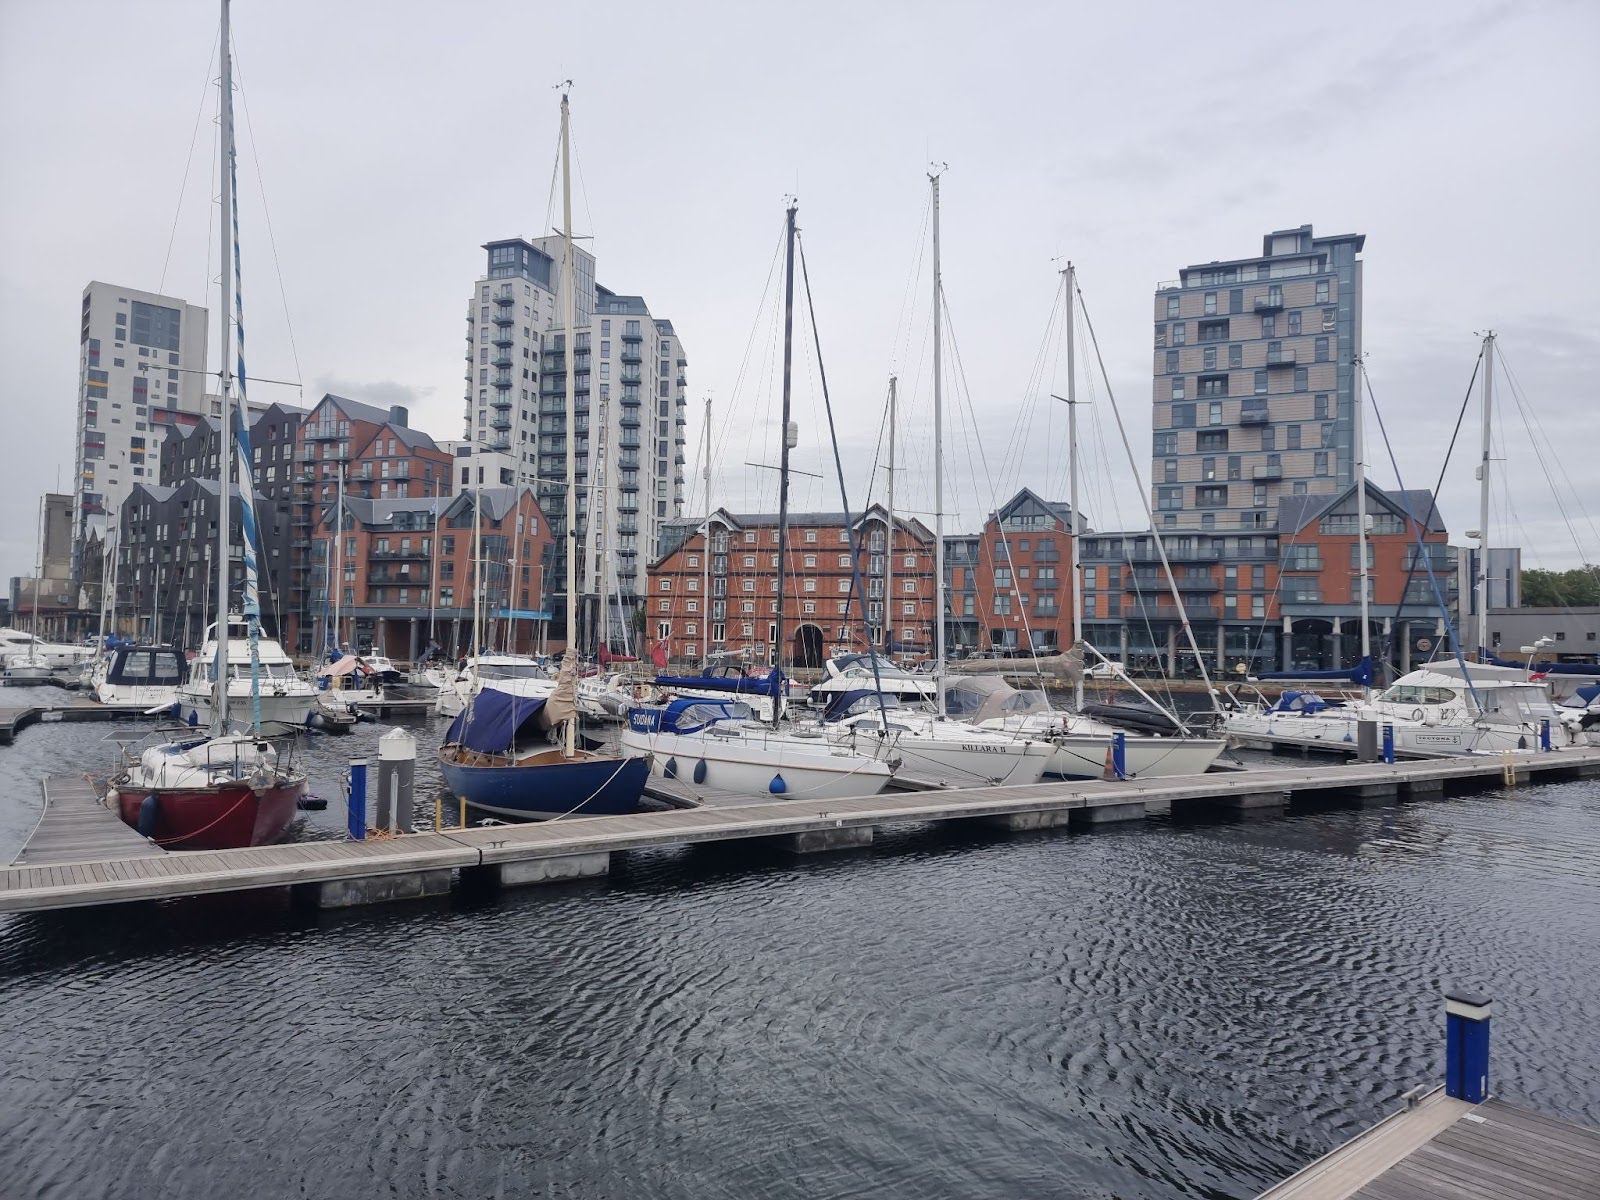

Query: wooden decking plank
[1436,1118,1600,1179]
[1410,1135,1586,1200]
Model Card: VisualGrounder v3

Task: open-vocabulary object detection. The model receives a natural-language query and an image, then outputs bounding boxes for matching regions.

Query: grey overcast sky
[2,0,1598,588]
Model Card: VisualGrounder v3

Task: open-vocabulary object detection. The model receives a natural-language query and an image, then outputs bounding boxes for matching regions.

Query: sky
[1,0,1597,589]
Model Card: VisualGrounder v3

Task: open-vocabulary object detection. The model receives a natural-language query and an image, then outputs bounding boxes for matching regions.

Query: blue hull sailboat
[435,85,650,821]
[438,689,649,819]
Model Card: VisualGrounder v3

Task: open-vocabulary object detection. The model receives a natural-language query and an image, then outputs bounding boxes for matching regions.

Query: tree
[1520,566,1600,608]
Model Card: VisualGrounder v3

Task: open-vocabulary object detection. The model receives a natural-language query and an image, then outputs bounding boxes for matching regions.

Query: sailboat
[817,170,1051,788]
[623,201,895,800]
[107,0,306,850]
[438,88,650,820]
[3,500,92,680]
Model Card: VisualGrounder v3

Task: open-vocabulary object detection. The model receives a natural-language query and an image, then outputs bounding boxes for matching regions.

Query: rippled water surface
[2,696,1597,1199]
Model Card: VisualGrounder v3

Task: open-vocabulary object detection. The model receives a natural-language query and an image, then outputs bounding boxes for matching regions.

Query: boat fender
[136,793,160,838]
[186,708,198,728]
[769,773,787,795]
[1517,734,1527,750]
[664,757,678,780]
[693,759,707,784]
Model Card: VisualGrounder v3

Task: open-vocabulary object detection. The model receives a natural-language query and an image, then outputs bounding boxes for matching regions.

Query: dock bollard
[377,727,417,834]
[1382,723,1395,764]
[1445,989,1492,1103]
[1540,718,1551,752]
[1112,732,1127,781]
[347,758,368,841]
[1356,720,1379,762]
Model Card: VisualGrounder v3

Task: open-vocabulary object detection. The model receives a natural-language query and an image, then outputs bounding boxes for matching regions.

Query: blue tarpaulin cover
[443,689,548,753]
[654,666,784,698]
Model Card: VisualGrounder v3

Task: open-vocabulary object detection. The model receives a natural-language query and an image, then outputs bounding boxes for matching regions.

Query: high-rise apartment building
[74,281,209,571]
[1150,225,1364,532]
[463,240,687,645]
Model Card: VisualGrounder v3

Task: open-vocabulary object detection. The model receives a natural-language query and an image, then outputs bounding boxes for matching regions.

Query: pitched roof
[314,392,397,426]
[1275,482,1446,535]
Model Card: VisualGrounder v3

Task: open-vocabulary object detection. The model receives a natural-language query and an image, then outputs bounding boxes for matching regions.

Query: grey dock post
[1356,720,1379,762]
[377,728,416,834]
[1445,989,1491,1104]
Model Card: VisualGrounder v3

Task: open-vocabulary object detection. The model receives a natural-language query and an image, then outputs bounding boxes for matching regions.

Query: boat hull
[620,726,893,800]
[1043,735,1227,779]
[1223,713,1560,756]
[437,749,651,820]
[112,778,303,850]
[177,689,317,730]
[837,725,1052,787]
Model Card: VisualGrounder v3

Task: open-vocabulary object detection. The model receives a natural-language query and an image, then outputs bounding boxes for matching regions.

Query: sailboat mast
[1065,263,1084,713]
[561,89,578,756]
[332,465,343,652]
[1476,331,1495,661]
[1354,358,1372,686]
[930,168,946,717]
[701,396,712,669]
[29,497,43,659]
[885,375,897,655]
[772,201,797,728]
[212,0,233,737]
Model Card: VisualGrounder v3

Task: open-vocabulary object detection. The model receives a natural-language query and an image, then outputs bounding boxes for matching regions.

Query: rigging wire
[156,28,221,299]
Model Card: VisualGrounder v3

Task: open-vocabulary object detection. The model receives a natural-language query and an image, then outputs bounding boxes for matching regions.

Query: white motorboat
[1557,684,1600,746]
[1223,661,1577,756]
[176,616,318,730]
[93,644,186,707]
[942,675,1227,779]
[433,653,555,717]
[808,653,937,707]
[623,697,893,800]
[1,627,94,673]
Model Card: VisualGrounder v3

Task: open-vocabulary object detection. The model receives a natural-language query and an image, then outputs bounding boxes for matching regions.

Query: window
[1166,296,1179,318]
[1165,350,1179,373]
[1171,322,1186,345]
[1314,394,1329,420]
[1294,367,1309,390]
[1287,311,1301,336]
[1229,289,1243,314]
[1208,401,1223,426]
[1202,457,1216,481]
[1228,455,1242,480]
[1157,486,1183,511]
[1315,337,1329,363]
[1163,458,1178,484]
[1254,370,1268,395]
[1316,280,1330,304]
[1171,376,1186,401]
[1287,425,1301,450]
[838,579,851,592]
[1204,292,1217,315]
[805,529,817,543]
[1198,319,1228,342]
[1155,323,1167,347]
[1153,432,1178,456]
[1322,307,1337,332]
[1196,485,1228,507]
[1198,375,1228,397]
[1261,427,1276,451]
[1171,403,1195,428]
[1203,346,1217,370]
[1197,429,1228,451]
[1261,315,1276,338]
[993,594,1012,615]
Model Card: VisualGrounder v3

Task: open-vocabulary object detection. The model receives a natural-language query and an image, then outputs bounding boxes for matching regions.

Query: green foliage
[1520,566,1600,608]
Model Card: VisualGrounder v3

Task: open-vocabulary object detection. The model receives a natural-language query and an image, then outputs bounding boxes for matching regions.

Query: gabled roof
[312,392,397,427]
[1275,482,1446,535]
[987,487,1090,534]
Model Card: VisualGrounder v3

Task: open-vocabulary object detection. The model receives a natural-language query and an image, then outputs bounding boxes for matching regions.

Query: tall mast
[211,0,233,737]
[1354,356,1372,688]
[930,167,946,717]
[1476,331,1495,661]
[29,497,43,660]
[332,465,344,652]
[1065,263,1084,713]
[885,374,897,655]
[560,87,578,755]
[772,200,797,728]
[701,396,712,669]
[428,485,439,651]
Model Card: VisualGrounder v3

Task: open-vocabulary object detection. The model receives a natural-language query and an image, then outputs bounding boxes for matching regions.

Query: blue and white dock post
[1540,718,1552,752]
[1445,989,1492,1103]
[347,758,368,841]
[1382,723,1395,764]
[376,728,416,834]
[1112,732,1127,781]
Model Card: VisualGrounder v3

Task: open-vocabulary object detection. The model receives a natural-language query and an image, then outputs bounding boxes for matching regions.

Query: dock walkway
[0,700,158,744]
[10,775,165,869]
[2,747,1597,916]
[1258,1090,1600,1199]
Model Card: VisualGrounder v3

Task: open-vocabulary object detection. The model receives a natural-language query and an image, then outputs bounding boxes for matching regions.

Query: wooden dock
[0,700,158,744]
[1,747,1597,916]
[1258,1089,1600,1199]
[10,775,165,868]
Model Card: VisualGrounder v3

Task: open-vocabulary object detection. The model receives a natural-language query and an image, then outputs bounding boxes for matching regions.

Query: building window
[658,579,671,592]
[1287,311,1301,336]
[1294,367,1308,390]
[1171,403,1195,428]
[1228,455,1242,480]
[1229,288,1243,314]
[1315,337,1329,363]
[1171,322,1186,345]
[1202,457,1216,481]
[1166,296,1179,318]
[1163,458,1178,484]
[1202,347,1217,371]
[1314,393,1329,419]
[1153,432,1177,456]
[1171,377,1186,401]
[1204,292,1217,315]
[1316,280,1330,304]
[1196,485,1227,507]
[1165,350,1179,373]
[1208,401,1223,426]
[1254,370,1268,396]
[1261,315,1276,338]
[1157,487,1183,511]
[1287,424,1301,450]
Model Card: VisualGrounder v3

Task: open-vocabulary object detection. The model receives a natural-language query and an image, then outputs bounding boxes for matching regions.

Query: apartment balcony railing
[1265,349,1298,367]
[492,309,515,326]
[1253,294,1284,313]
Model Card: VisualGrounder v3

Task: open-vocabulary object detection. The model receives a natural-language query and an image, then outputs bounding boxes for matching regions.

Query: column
[1330,616,1342,670]
[1281,614,1293,672]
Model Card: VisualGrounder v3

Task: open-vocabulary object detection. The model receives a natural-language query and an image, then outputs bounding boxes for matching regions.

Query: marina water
[2,690,1597,1198]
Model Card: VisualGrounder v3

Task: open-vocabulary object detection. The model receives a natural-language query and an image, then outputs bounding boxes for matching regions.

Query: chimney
[389,405,409,428]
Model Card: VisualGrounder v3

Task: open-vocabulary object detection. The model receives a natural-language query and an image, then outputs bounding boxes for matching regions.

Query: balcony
[1128,601,1219,623]
[1265,349,1297,367]
[487,436,511,452]
[490,414,512,431]
[619,435,641,450]
[368,547,432,560]
[1126,571,1218,592]
[1239,405,1270,425]
[492,374,513,390]
[675,413,687,426]
[492,309,515,327]
[620,329,642,343]
[491,394,512,410]
[1281,556,1324,572]
[619,368,642,385]
[306,425,344,441]
[491,352,512,369]
[367,570,432,585]
[1252,465,1283,481]
[1253,294,1284,313]
[493,290,514,306]
[491,328,514,348]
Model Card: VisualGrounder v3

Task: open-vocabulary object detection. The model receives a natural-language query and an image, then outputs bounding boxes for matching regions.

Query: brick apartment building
[647,505,936,667]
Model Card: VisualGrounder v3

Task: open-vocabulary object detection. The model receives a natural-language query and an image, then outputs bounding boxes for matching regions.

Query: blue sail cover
[443,689,548,754]
[1258,656,1374,687]
[654,666,784,699]
[1486,655,1599,676]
